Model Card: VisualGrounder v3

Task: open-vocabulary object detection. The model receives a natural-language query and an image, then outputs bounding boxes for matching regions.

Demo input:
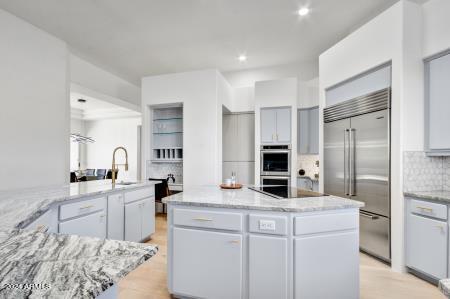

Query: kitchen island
[0,180,159,298]
[163,186,364,299]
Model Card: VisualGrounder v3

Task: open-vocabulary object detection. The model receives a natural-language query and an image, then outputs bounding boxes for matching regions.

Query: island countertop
[404,190,450,204]
[0,180,158,231]
[163,186,364,212]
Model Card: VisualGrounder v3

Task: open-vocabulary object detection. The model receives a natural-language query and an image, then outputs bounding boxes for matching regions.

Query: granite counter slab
[0,180,158,231]
[163,186,363,212]
[440,279,450,298]
[404,190,450,204]
[0,229,157,299]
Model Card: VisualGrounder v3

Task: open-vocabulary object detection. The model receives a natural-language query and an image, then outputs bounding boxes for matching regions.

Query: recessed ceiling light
[298,7,309,16]
[238,55,247,62]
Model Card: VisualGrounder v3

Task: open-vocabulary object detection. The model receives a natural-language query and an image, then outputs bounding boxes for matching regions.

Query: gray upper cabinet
[298,107,319,154]
[261,107,291,145]
[426,52,450,155]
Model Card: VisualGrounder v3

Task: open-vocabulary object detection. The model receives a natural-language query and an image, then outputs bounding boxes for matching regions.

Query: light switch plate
[259,220,276,231]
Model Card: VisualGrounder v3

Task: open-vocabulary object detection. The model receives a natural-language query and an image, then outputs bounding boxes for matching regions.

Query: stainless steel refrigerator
[324,88,391,262]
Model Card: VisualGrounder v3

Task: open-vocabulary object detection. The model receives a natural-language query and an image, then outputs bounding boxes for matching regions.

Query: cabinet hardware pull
[417,206,433,212]
[229,240,240,244]
[192,217,213,222]
[435,225,444,230]
[276,133,279,141]
[36,225,47,232]
[79,205,94,210]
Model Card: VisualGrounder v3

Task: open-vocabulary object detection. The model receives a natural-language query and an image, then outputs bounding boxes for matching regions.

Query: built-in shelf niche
[152,106,183,163]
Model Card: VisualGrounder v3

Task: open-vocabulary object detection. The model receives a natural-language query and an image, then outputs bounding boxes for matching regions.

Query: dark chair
[96,169,107,180]
[70,172,78,183]
[148,178,171,213]
[86,169,95,176]
[106,169,119,179]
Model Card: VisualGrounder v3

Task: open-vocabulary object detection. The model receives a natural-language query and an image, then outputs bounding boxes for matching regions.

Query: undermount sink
[115,181,138,186]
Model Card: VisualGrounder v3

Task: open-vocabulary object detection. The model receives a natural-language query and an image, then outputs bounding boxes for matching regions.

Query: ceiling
[71,93,140,120]
[0,0,401,85]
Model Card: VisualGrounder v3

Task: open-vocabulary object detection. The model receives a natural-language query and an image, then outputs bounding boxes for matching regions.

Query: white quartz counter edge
[0,180,158,231]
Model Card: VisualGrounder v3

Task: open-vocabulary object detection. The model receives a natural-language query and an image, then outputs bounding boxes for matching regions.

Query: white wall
[422,0,450,58]
[254,78,298,185]
[142,69,226,186]
[84,117,141,182]
[298,78,319,109]
[0,8,69,191]
[318,0,424,272]
[70,54,141,107]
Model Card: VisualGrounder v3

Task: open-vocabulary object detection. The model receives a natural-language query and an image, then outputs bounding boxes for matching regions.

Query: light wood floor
[119,214,444,299]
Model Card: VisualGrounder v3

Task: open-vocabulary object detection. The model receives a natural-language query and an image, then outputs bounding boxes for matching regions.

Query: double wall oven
[260,145,291,186]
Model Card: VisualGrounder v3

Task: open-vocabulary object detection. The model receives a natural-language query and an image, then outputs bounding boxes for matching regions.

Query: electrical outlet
[259,220,276,231]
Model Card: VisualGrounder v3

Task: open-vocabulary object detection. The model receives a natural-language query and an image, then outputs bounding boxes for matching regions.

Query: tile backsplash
[146,160,183,184]
[403,151,450,192]
[297,155,319,178]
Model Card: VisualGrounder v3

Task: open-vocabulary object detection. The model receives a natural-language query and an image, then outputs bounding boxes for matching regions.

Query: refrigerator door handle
[349,128,356,196]
[344,129,350,196]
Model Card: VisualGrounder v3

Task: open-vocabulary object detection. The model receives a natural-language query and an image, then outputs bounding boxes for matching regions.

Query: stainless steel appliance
[249,186,327,199]
[260,145,291,176]
[324,88,391,262]
[260,175,291,188]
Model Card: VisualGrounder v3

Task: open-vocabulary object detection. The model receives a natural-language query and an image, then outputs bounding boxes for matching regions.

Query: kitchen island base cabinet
[167,204,360,299]
[249,235,288,299]
[172,227,242,299]
[294,231,359,299]
[59,211,106,238]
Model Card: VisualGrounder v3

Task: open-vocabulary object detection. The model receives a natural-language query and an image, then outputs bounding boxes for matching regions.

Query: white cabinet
[260,107,291,144]
[407,213,447,279]
[59,211,107,238]
[294,231,359,299]
[24,209,57,233]
[426,52,450,155]
[249,235,288,299]
[298,107,319,154]
[172,227,242,299]
[223,113,255,184]
[125,197,155,242]
[108,193,124,240]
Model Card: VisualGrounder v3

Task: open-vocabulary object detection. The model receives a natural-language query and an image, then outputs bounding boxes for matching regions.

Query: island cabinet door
[172,227,243,299]
[140,197,155,239]
[107,193,124,240]
[125,200,142,242]
[249,235,288,299]
[59,211,106,238]
[294,231,359,299]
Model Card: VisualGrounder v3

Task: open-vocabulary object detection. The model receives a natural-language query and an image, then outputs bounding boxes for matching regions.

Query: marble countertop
[404,190,450,204]
[163,186,363,213]
[0,180,159,298]
[0,229,157,298]
[0,180,158,231]
[440,279,450,298]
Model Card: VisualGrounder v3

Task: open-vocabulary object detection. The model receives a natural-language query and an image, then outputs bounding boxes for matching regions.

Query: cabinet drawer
[410,199,447,220]
[25,210,51,231]
[124,186,155,203]
[60,197,106,220]
[294,212,357,236]
[173,209,243,232]
[249,214,288,236]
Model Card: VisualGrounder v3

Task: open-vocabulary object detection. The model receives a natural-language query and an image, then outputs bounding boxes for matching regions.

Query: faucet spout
[112,146,129,186]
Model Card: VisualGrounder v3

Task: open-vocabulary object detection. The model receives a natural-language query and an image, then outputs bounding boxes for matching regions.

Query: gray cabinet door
[173,228,243,299]
[125,200,142,242]
[261,109,277,144]
[249,235,288,299]
[428,53,450,151]
[298,109,309,154]
[223,114,238,161]
[407,213,447,279]
[276,108,291,144]
[59,211,106,239]
[237,113,255,161]
[309,108,319,154]
[107,193,124,240]
[141,197,155,239]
